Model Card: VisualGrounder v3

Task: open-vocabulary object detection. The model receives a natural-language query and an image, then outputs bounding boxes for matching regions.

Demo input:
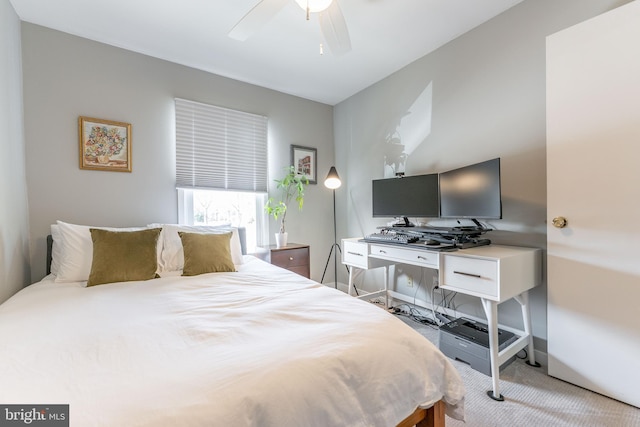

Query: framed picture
[290,145,317,184]
[79,116,132,172]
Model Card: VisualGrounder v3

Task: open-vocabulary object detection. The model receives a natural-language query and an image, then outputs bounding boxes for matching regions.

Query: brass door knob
[552,217,568,228]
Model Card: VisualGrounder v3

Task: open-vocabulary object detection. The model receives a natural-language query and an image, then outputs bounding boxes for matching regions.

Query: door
[546,1,640,408]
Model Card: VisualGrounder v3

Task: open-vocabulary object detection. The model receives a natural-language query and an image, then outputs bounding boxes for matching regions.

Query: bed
[0,222,465,426]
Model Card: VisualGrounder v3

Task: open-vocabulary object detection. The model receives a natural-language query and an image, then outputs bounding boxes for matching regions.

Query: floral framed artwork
[290,145,317,184]
[79,116,132,172]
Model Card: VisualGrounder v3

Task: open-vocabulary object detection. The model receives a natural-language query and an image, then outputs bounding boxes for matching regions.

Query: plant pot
[275,232,288,248]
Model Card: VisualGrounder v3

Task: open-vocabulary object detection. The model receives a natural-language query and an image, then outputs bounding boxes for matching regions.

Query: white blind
[175,98,268,192]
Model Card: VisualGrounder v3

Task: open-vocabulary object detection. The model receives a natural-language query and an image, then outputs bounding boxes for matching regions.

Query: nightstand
[267,243,310,278]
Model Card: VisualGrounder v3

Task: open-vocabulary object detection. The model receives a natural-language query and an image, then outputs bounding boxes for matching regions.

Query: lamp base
[320,243,352,291]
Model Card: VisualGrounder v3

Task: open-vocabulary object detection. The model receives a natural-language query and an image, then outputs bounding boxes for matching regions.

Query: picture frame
[79,116,132,172]
[290,145,317,184]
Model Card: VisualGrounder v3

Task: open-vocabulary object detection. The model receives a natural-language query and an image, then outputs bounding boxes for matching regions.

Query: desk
[342,238,542,401]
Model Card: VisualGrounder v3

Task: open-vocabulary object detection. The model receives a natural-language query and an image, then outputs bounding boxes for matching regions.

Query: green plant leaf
[264,165,309,233]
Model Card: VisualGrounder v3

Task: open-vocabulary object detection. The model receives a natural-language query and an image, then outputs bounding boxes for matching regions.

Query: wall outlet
[407,275,413,288]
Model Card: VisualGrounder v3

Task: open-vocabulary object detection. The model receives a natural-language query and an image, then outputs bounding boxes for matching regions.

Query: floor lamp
[321,166,349,289]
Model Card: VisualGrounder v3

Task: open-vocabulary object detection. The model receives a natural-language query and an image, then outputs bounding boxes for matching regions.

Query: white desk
[342,238,542,401]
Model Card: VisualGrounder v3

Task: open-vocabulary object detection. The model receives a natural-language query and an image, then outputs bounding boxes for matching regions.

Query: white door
[546,1,640,408]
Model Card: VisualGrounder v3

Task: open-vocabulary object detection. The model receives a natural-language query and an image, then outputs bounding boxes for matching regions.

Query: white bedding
[0,256,464,426]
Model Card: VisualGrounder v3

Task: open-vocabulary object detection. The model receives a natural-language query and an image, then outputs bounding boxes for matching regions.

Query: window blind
[175,98,268,192]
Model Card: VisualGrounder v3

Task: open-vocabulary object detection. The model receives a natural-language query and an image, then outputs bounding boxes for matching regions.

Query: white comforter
[0,256,464,426]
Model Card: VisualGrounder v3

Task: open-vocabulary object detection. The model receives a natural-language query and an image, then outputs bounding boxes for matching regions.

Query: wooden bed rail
[397,400,446,427]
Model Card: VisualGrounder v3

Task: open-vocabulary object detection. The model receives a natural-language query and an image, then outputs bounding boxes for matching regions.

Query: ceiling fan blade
[319,1,352,55]
[228,0,289,41]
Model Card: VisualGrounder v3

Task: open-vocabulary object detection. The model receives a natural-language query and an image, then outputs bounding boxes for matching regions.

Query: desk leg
[348,266,355,296]
[383,265,389,308]
[481,298,503,401]
[514,292,540,367]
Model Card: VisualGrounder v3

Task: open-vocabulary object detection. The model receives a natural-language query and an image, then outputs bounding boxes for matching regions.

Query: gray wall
[22,24,335,283]
[333,0,631,352]
[0,0,30,304]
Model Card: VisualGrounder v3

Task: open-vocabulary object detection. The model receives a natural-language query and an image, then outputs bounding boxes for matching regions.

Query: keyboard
[364,233,419,244]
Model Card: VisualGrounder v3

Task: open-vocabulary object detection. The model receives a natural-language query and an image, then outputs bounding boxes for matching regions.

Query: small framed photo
[290,145,317,184]
[79,116,132,172]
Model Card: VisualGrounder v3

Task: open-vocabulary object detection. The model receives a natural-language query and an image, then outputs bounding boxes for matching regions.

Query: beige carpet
[400,315,640,427]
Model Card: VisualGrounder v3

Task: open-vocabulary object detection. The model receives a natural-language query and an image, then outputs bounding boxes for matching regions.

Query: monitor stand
[392,217,415,227]
[456,238,491,249]
[454,219,489,233]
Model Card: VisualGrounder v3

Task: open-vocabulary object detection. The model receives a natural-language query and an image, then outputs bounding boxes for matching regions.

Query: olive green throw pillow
[87,228,161,287]
[179,232,236,276]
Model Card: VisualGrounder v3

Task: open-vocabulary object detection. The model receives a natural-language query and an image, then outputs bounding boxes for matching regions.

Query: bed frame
[398,401,445,427]
[46,234,54,275]
[45,229,446,426]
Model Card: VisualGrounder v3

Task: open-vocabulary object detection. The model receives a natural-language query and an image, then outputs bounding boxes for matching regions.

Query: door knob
[552,216,568,228]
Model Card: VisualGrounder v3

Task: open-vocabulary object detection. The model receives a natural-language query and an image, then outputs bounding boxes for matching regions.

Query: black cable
[444,290,453,307]
[445,290,458,309]
[392,303,438,329]
[438,289,449,308]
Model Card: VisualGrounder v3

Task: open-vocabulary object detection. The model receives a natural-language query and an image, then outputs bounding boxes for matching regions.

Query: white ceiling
[10,0,523,105]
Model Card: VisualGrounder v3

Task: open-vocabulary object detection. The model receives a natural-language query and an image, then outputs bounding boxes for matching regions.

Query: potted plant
[264,166,309,247]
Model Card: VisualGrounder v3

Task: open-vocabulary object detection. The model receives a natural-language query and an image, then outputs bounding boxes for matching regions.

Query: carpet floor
[400,315,640,427]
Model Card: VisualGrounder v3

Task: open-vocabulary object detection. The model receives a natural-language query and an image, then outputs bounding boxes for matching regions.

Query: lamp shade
[324,166,341,189]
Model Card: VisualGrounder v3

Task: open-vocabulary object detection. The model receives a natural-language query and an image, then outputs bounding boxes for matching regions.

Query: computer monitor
[439,158,502,221]
[372,174,439,227]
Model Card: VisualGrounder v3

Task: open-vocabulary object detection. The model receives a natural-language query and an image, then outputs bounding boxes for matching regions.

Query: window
[175,98,268,252]
[177,189,267,253]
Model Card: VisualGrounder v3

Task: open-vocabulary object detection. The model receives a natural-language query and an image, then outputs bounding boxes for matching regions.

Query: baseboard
[323,281,350,294]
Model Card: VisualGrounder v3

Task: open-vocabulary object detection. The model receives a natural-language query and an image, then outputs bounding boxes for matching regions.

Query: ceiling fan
[228,0,352,55]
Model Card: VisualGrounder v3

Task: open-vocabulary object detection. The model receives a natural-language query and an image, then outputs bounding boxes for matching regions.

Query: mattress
[0,256,464,426]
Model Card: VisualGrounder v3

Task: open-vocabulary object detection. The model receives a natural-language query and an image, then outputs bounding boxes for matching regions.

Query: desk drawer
[342,239,392,269]
[370,245,438,268]
[343,240,369,268]
[441,255,498,298]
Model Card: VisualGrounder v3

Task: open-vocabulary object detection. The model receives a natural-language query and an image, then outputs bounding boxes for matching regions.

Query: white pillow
[54,221,155,283]
[149,224,243,272]
[50,224,62,275]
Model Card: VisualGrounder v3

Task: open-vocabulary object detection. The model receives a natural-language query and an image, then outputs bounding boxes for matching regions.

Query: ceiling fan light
[294,0,334,13]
